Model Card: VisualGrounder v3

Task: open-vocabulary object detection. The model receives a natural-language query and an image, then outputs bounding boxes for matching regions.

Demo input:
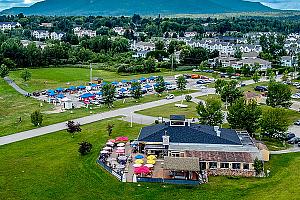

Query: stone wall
[207,168,255,177]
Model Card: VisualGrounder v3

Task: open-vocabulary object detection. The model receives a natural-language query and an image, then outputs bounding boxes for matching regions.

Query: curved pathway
[4,77,29,96]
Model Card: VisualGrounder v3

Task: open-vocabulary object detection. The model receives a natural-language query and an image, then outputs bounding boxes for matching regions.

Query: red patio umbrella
[116,136,129,142]
[134,166,150,174]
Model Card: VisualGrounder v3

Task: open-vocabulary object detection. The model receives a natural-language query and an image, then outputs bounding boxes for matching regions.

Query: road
[0,89,215,146]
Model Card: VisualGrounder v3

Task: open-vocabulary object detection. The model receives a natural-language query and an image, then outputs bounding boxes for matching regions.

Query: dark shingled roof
[138,123,242,145]
[170,115,185,121]
[185,151,254,163]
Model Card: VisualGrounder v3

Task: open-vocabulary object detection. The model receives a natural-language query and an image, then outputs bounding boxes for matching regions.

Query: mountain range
[0,0,275,16]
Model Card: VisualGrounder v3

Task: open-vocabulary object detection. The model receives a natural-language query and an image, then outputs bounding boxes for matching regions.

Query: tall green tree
[252,71,260,83]
[20,69,31,82]
[154,76,166,95]
[31,110,43,127]
[266,82,292,108]
[282,70,289,82]
[176,76,187,91]
[131,82,143,100]
[101,83,116,108]
[155,40,164,51]
[0,64,9,78]
[234,49,242,60]
[260,107,289,140]
[216,80,243,105]
[196,97,224,126]
[227,98,262,135]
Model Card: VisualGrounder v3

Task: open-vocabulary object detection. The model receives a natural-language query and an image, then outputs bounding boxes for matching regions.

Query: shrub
[78,141,93,155]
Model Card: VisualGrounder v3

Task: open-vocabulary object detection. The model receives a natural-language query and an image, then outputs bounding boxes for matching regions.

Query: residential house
[73,27,96,38]
[242,52,259,60]
[32,30,50,39]
[50,32,66,40]
[113,27,125,35]
[137,115,265,177]
[39,23,53,28]
[184,32,197,38]
[0,22,21,31]
[21,40,47,49]
[281,56,293,67]
[131,41,155,51]
[132,50,150,58]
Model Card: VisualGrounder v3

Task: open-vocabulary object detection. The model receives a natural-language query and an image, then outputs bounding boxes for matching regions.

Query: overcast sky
[0,0,300,11]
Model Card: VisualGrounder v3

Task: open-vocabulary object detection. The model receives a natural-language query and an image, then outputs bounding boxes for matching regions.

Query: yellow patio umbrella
[147,155,157,160]
[147,159,156,165]
[135,159,144,164]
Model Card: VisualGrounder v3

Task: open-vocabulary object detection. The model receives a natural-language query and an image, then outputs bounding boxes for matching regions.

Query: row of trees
[197,79,292,140]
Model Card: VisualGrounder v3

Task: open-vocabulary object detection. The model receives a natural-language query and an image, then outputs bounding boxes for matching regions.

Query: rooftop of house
[138,117,242,145]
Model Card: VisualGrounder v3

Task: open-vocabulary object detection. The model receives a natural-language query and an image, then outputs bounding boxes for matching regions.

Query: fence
[137,177,199,185]
[97,160,122,181]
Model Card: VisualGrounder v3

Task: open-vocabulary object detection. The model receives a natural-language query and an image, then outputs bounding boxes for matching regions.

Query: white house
[73,27,96,38]
[50,32,66,40]
[132,50,150,58]
[32,30,50,39]
[113,27,126,35]
[131,41,155,51]
[184,32,197,38]
[0,22,21,31]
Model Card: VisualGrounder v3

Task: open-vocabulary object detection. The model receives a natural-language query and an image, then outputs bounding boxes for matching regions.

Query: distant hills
[0,0,275,16]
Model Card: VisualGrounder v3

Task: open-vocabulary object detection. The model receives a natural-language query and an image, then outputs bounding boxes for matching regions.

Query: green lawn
[9,68,198,92]
[0,118,299,200]
[0,78,194,137]
[136,100,198,119]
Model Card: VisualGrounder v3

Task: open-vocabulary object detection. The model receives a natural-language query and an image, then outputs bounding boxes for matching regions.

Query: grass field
[0,118,299,200]
[136,100,198,119]
[8,68,204,92]
[0,78,194,137]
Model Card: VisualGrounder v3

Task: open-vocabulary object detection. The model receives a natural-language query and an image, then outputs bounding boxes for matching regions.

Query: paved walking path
[4,77,29,95]
[0,90,215,146]
[270,146,300,154]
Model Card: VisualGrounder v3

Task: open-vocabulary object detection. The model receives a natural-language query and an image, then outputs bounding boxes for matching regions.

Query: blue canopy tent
[80,93,95,99]
[56,94,65,99]
[100,82,107,86]
[121,80,128,83]
[77,85,86,90]
[148,76,155,81]
[96,91,103,96]
[68,86,76,91]
[47,89,55,93]
[48,92,56,97]
[130,79,137,83]
[119,88,127,93]
[111,81,119,85]
[144,84,152,89]
[55,88,64,92]
[139,77,147,82]
[90,83,98,88]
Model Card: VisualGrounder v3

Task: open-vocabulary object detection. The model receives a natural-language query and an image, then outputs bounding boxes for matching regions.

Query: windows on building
[243,163,249,170]
[220,163,229,169]
[200,162,207,170]
[209,162,217,169]
[232,163,241,169]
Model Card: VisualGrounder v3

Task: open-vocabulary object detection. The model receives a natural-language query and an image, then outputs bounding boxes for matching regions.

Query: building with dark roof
[136,115,264,177]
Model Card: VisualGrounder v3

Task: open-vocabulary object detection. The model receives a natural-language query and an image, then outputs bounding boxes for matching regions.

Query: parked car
[220,73,229,78]
[288,137,300,144]
[196,80,207,84]
[291,93,300,99]
[192,69,200,72]
[254,86,268,92]
[166,94,175,100]
[183,74,191,79]
[191,74,200,79]
[298,142,300,147]
[166,85,177,90]
[197,85,207,89]
[294,120,300,126]
[286,132,296,141]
